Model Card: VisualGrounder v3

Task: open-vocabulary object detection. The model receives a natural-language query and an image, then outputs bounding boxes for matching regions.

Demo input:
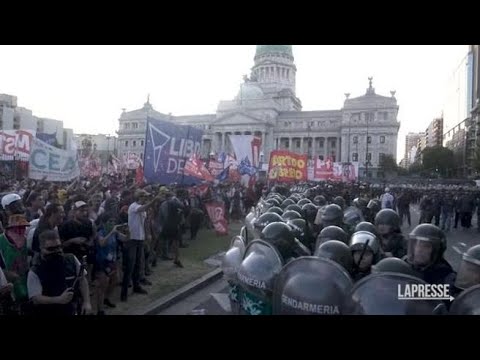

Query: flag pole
[180,125,191,186]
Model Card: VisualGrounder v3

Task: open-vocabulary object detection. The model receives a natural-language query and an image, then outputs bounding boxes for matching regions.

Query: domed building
[117,46,400,179]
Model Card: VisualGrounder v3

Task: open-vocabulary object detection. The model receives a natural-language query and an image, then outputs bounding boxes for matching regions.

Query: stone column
[261,132,266,152]
[300,137,304,154]
[289,137,292,151]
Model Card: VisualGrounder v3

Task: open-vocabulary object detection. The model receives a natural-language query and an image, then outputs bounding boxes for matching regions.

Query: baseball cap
[74,201,88,209]
[1,193,22,209]
[134,189,151,199]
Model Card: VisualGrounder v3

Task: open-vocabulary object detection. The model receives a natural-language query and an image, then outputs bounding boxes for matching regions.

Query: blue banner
[36,132,57,146]
[144,117,204,185]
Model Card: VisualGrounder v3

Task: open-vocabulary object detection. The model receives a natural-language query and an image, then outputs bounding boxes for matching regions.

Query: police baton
[353,239,370,273]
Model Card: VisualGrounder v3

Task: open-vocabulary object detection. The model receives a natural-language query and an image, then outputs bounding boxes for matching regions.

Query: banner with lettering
[28,138,80,182]
[0,130,36,161]
[314,158,359,182]
[268,150,307,182]
[144,117,203,184]
[204,201,228,236]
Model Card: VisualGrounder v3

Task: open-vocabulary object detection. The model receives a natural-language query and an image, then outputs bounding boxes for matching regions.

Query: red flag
[205,201,228,236]
[184,154,214,182]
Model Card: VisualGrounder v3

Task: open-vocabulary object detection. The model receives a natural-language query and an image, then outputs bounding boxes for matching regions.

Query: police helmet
[350,231,381,262]
[280,199,295,210]
[253,212,284,238]
[314,240,354,273]
[260,222,297,259]
[285,204,303,214]
[407,224,447,268]
[297,199,312,207]
[344,208,364,228]
[375,209,401,231]
[313,195,327,207]
[266,206,283,216]
[302,203,319,224]
[354,222,379,237]
[321,204,344,226]
[353,197,368,209]
[316,226,349,248]
[286,218,307,245]
[333,196,346,209]
[371,257,417,277]
[282,210,302,222]
[455,244,480,290]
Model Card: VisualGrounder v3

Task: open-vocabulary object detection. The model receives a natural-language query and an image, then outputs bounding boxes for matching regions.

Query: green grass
[107,221,243,315]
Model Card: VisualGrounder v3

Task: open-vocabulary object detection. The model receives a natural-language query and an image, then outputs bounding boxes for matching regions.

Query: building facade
[0,93,75,150]
[117,45,400,179]
[426,117,444,148]
[403,132,424,168]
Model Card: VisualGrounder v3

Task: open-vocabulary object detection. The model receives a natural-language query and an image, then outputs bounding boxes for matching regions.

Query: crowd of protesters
[0,172,263,315]
[2,170,480,316]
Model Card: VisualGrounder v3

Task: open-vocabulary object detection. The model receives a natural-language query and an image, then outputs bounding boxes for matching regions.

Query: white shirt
[128,202,146,240]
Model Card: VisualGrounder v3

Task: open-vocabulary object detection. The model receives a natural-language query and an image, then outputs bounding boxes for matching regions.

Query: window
[132,122,138,129]
[319,139,324,148]
[367,136,372,144]
[284,122,289,127]
[380,136,385,144]
[365,112,375,121]
[353,136,358,144]
[383,112,388,120]
[124,123,130,129]
[367,153,372,161]
[125,141,128,147]
[140,153,143,160]
[379,153,385,163]
[286,140,290,149]
[331,139,336,148]
[352,153,358,161]
[141,140,144,146]
[133,140,136,147]
[296,140,301,148]
[308,140,312,148]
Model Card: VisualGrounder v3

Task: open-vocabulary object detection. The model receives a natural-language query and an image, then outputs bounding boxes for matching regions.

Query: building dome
[236,82,264,101]
[255,45,293,57]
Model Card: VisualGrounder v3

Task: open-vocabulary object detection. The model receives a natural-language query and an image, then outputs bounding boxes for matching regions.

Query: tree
[421,146,455,178]
[408,162,424,175]
[378,154,398,178]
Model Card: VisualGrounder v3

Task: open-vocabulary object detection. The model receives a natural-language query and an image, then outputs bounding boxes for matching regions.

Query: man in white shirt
[121,189,161,302]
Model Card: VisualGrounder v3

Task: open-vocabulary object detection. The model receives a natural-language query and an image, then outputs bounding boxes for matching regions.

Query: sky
[0,45,469,160]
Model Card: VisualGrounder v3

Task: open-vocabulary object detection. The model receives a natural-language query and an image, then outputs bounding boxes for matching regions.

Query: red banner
[184,155,214,182]
[205,201,228,236]
[314,157,334,180]
[268,150,307,182]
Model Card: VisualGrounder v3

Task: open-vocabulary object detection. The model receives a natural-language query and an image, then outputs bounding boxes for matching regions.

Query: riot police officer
[315,204,352,236]
[452,244,480,297]
[349,231,382,282]
[405,224,456,286]
[374,209,407,258]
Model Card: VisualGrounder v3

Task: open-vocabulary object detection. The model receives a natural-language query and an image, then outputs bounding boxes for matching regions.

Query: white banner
[29,138,80,182]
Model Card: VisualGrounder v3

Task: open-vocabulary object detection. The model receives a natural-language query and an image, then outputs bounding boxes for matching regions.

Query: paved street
[156,205,480,315]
